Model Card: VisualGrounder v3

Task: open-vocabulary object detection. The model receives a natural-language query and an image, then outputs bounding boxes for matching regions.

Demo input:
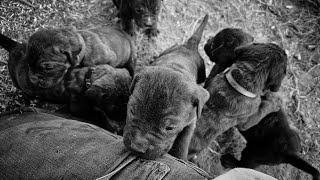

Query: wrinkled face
[28,50,70,88]
[123,70,199,159]
[27,29,82,88]
[131,0,161,29]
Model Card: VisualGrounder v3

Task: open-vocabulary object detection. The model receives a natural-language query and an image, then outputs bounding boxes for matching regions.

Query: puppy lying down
[0,33,131,133]
[25,25,135,89]
[189,43,288,159]
[123,15,210,160]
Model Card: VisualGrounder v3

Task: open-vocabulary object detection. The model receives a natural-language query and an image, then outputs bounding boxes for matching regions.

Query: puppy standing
[112,0,161,37]
[204,28,254,86]
[189,43,288,159]
[221,109,320,180]
[26,25,135,89]
[123,15,210,160]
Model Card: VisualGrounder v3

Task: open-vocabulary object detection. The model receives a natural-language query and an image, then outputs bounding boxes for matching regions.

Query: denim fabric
[0,108,211,180]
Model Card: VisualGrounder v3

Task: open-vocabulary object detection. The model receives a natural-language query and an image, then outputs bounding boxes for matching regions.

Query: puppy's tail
[185,14,209,50]
[0,33,19,52]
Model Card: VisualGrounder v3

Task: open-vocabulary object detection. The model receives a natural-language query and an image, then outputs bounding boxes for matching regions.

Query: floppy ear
[53,45,81,67]
[129,75,139,94]
[129,66,148,94]
[266,64,287,92]
[265,47,288,92]
[191,85,210,118]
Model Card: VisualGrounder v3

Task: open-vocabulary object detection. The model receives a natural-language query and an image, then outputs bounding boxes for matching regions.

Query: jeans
[0,107,211,180]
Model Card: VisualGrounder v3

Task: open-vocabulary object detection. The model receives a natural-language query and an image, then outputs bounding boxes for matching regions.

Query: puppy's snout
[130,139,149,153]
[143,17,154,27]
[126,129,150,154]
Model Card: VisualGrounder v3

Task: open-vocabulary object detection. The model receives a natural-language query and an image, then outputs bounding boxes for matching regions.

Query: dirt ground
[0,0,319,179]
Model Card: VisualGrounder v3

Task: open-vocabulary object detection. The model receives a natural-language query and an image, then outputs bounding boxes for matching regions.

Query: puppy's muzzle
[124,128,150,154]
[142,16,155,27]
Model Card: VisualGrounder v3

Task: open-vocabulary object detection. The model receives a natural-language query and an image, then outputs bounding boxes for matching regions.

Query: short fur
[204,28,254,87]
[26,25,135,88]
[0,33,131,133]
[123,15,210,160]
[221,109,320,180]
[189,43,288,158]
[112,0,161,37]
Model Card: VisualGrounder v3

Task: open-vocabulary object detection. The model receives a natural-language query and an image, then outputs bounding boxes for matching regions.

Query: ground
[0,0,319,179]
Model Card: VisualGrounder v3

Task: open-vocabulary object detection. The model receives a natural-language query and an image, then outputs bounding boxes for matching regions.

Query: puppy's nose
[144,17,153,27]
[129,133,149,153]
[130,141,148,153]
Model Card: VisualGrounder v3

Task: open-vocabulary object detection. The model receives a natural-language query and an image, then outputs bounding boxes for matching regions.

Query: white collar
[224,68,257,98]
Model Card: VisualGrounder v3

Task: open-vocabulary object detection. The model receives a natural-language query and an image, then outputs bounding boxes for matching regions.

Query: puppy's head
[204,28,254,66]
[85,68,132,121]
[130,0,161,29]
[123,67,209,159]
[26,28,84,88]
[234,43,287,92]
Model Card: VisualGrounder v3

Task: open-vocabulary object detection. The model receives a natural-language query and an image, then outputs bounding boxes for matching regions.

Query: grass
[0,0,319,179]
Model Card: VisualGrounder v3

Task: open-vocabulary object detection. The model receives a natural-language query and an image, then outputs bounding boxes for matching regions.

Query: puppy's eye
[40,63,54,70]
[130,108,134,115]
[165,126,175,131]
[135,7,143,13]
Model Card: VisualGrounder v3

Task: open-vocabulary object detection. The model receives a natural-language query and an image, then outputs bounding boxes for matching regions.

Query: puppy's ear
[53,46,81,67]
[129,66,147,94]
[191,86,210,118]
[266,64,287,92]
[265,46,288,92]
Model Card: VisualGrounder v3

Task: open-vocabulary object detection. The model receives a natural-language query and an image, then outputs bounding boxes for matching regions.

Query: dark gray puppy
[189,43,288,159]
[221,109,320,180]
[113,0,162,37]
[204,28,254,87]
[123,15,210,161]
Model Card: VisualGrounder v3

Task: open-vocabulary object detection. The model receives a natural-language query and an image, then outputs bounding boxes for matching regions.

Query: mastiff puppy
[123,15,210,160]
[112,0,161,37]
[221,108,320,180]
[0,33,131,133]
[189,43,288,159]
[204,28,254,85]
[26,25,135,89]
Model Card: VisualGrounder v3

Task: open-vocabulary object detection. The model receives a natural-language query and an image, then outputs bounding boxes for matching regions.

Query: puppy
[221,109,320,180]
[65,65,132,134]
[112,0,161,37]
[189,43,288,159]
[204,28,254,86]
[0,33,131,133]
[26,25,135,89]
[123,15,210,160]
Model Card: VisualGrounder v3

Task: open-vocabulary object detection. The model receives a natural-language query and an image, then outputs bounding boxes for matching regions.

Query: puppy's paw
[124,28,136,36]
[145,28,160,38]
[122,23,136,36]
[221,154,238,168]
[261,92,281,113]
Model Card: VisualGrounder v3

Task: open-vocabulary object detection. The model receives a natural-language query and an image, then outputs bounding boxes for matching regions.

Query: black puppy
[221,109,320,180]
[204,28,254,87]
[112,0,161,37]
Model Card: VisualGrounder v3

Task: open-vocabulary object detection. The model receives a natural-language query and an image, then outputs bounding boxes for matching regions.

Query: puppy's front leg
[145,24,160,38]
[237,93,281,131]
[120,14,135,36]
[169,122,196,160]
